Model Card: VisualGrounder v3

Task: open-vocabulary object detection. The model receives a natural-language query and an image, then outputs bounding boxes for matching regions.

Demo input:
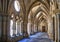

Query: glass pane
[14,0,20,12]
[13,20,16,36]
[10,20,13,37]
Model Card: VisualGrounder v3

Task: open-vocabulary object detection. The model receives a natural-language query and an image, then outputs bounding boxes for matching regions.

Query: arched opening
[27,1,51,37]
[8,0,23,41]
[1,0,59,42]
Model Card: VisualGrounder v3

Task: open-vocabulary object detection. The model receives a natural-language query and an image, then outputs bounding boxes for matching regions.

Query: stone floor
[18,32,53,42]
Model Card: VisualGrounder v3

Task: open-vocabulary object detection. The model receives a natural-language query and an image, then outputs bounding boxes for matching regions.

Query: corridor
[0,0,60,42]
[18,32,53,42]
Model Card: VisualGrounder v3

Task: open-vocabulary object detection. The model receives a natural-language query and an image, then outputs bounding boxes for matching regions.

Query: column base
[48,33,53,40]
[23,33,28,38]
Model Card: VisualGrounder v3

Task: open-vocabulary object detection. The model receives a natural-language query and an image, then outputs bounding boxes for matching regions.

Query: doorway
[42,26,46,32]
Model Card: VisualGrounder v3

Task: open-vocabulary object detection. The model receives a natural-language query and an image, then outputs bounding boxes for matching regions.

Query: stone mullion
[36,21,38,32]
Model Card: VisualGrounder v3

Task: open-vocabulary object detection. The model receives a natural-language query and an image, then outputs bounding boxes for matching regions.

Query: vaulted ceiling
[0,0,59,24]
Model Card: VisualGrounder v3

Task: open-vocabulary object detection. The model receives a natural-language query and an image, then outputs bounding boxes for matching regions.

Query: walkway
[18,32,53,42]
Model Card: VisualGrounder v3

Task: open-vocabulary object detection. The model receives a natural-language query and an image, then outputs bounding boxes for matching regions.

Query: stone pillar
[38,24,41,32]
[31,23,34,34]
[0,15,2,41]
[57,14,59,42]
[18,20,23,35]
[55,14,59,42]
[55,14,60,42]
[31,17,34,34]
[55,15,56,42]
[2,15,9,42]
[27,22,31,36]
[34,24,37,33]
[35,24,37,32]
[34,24,35,32]
[23,16,28,37]
[37,23,38,32]
[58,14,60,42]
[48,18,53,40]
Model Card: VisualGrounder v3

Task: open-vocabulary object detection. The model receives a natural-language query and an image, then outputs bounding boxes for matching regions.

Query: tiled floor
[18,32,53,42]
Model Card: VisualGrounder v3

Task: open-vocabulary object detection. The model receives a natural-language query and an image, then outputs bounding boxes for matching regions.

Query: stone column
[20,21,23,35]
[57,14,59,42]
[55,15,56,42]
[27,20,31,35]
[31,23,34,34]
[2,15,9,42]
[56,14,60,42]
[58,14,60,42]
[34,24,35,32]
[23,16,28,37]
[55,14,59,42]
[34,24,37,33]
[48,18,53,40]
[37,23,38,32]
[0,15,2,41]
[31,16,34,34]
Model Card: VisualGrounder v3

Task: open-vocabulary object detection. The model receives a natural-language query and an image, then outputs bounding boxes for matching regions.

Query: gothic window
[15,18,23,36]
[10,14,16,37]
[14,0,20,12]
[10,0,21,37]
[10,18,23,37]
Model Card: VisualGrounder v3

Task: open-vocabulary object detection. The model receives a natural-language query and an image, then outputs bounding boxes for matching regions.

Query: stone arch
[38,17,48,32]
[27,0,54,39]
[34,11,53,39]
[27,1,51,36]
[35,11,49,25]
[33,6,50,18]
[8,0,23,16]
[28,3,51,23]
[27,0,50,16]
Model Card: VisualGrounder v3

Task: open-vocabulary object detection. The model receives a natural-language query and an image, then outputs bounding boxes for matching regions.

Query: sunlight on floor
[18,32,53,42]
